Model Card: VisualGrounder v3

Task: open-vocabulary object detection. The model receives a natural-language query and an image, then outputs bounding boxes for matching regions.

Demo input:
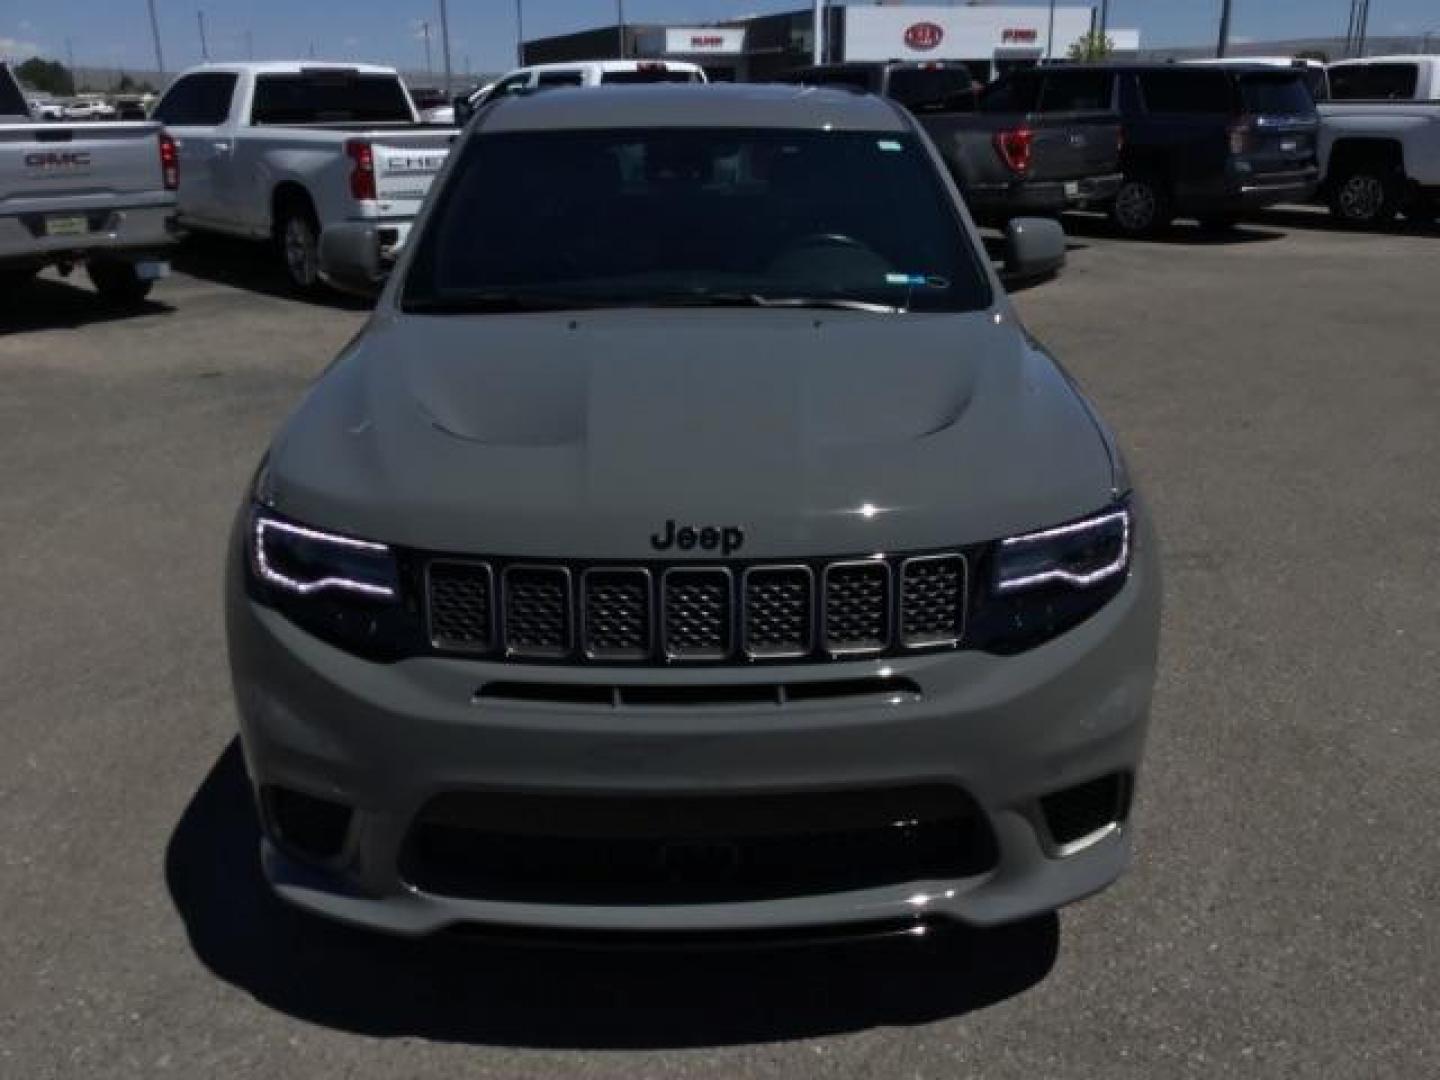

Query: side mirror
[1001,216,1066,285]
[452,94,473,126]
[318,223,384,299]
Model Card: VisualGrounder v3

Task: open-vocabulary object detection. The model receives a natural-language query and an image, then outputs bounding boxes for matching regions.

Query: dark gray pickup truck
[775,62,1122,222]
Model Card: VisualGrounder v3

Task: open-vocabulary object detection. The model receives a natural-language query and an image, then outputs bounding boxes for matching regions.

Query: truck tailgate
[1025,113,1122,182]
[369,130,454,204]
[0,122,166,207]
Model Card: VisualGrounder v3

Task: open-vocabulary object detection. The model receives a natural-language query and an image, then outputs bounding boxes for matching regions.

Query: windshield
[402,127,991,314]
[251,73,413,124]
[1238,73,1315,115]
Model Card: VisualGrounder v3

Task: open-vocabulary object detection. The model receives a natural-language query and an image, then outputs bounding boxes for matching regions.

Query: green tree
[14,57,75,97]
[1068,31,1116,62]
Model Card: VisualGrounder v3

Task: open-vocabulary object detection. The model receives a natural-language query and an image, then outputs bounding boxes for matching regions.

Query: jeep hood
[264,309,1117,558]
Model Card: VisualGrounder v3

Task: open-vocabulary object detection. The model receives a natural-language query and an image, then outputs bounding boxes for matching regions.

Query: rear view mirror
[1001,217,1066,284]
[318,223,384,299]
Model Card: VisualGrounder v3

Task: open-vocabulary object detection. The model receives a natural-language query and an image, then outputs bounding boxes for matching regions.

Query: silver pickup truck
[1,61,177,306]
[153,62,454,292]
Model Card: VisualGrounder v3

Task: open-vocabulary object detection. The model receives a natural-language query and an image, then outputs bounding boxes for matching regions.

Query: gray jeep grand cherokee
[226,84,1161,939]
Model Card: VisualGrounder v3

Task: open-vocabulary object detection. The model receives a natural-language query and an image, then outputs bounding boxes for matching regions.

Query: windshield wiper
[650,292,907,314]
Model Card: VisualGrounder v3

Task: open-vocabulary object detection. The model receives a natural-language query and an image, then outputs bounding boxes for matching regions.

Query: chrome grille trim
[424,551,970,664]
[425,559,495,654]
[661,567,735,661]
[899,553,968,648]
[821,559,892,658]
[741,564,815,660]
[501,564,573,659]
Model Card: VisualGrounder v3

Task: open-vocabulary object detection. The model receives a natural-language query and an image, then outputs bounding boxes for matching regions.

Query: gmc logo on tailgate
[25,151,92,169]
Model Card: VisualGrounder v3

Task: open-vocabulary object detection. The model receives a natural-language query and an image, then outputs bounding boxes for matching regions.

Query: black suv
[980,64,1320,234]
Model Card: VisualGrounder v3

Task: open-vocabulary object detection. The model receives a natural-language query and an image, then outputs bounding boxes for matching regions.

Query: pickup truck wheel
[87,260,153,306]
[278,206,322,292]
[1329,169,1398,227]
[1110,175,1172,236]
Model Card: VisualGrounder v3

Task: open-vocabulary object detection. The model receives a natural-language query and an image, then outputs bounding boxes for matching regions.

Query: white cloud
[0,36,43,58]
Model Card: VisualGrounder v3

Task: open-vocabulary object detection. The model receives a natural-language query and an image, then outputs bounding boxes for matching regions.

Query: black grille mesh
[427,553,966,663]
[824,562,890,653]
[663,570,732,659]
[583,570,651,660]
[900,556,965,646]
[427,562,493,651]
[744,568,813,657]
[503,568,571,657]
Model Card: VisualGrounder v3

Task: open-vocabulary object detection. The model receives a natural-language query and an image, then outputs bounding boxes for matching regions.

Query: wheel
[1109,174,1173,236]
[87,260,153,306]
[1328,167,1399,227]
[1197,214,1241,233]
[276,202,322,292]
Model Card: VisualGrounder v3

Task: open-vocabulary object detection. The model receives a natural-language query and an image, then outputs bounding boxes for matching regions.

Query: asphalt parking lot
[2,209,1438,1078]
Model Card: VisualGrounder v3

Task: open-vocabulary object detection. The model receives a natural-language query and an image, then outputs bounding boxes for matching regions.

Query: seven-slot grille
[427,554,965,664]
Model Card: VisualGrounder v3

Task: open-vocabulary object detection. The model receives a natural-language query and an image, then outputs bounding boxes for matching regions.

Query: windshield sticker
[877,140,903,152]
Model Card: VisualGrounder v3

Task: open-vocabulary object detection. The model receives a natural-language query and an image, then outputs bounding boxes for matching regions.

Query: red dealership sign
[1002,28,1040,43]
[904,22,944,51]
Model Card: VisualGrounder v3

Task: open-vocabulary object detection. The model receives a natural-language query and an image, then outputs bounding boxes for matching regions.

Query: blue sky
[3,1,1436,77]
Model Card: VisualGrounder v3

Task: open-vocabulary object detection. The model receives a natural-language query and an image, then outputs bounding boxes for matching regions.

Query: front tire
[276,203,322,293]
[87,260,153,306]
[1328,167,1399,227]
[1110,174,1173,237]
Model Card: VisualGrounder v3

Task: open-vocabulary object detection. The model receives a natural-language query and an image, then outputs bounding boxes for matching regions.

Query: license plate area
[44,214,89,237]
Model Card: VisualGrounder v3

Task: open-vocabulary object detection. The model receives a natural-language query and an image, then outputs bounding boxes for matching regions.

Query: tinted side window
[251,73,411,124]
[0,65,29,116]
[979,74,1040,113]
[1039,71,1115,111]
[154,72,236,125]
[536,71,584,87]
[600,69,701,85]
[886,67,975,112]
[1238,73,1315,114]
[1138,70,1233,114]
[1328,63,1419,100]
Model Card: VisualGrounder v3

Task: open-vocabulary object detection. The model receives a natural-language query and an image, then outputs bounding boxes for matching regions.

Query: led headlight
[995,507,1130,594]
[250,510,400,600]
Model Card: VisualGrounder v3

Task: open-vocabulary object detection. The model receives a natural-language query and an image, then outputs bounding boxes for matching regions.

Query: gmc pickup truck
[776,62,1123,223]
[152,62,455,291]
[1319,56,1440,226]
[1,61,177,305]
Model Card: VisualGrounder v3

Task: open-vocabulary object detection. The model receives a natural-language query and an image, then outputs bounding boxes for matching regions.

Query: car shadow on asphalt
[1060,211,1286,245]
[170,235,373,311]
[0,277,174,335]
[1250,205,1440,237]
[166,741,1060,1049]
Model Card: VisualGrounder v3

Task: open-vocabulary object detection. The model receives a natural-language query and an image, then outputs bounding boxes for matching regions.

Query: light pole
[813,0,824,64]
[1045,0,1056,63]
[1216,0,1232,58]
[421,20,432,77]
[197,10,209,61]
[617,0,626,60]
[146,0,166,77]
[515,0,524,65]
[438,0,452,97]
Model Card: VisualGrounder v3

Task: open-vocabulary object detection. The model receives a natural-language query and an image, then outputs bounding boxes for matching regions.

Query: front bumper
[226,520,1161,939]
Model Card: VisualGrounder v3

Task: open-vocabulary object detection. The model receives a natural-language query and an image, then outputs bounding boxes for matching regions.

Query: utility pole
[1099,0,1110,40]
[422,20,432,76]
[813,0,824,64]
[197,10,209,62]
[515,0,524,65]
[1355,0,1372,58]
[146,0,166,77]
[245,30,253,60]
[1046,0,1056,63]
[1216,0,1232,58]
[617,0,626,60]
[439,0,452,97]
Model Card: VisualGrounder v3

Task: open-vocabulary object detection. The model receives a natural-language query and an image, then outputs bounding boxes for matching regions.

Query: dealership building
[522,4,1141,84]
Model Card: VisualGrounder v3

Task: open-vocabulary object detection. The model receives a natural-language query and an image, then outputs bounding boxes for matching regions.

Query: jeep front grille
[426,552,966,665]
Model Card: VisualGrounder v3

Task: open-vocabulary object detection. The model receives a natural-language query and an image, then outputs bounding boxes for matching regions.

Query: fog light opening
[262,785,354,863]
[1039,773,1132,857]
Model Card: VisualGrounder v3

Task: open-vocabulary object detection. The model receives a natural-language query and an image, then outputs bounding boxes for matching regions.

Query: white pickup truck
[152,61,455,290]
[1,61,178,306]
[1319,55,1440,226]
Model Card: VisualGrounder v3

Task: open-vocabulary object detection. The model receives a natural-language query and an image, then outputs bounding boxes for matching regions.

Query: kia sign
[904,22,944,51]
